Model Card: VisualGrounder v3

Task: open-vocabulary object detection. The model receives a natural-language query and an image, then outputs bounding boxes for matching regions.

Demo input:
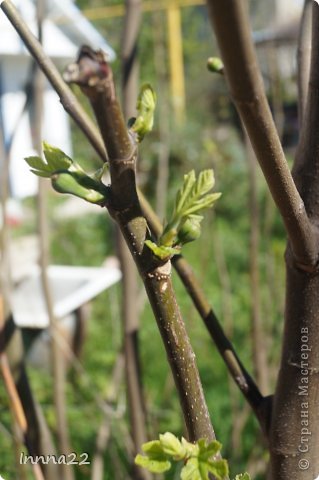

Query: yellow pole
[167,4,186,124]
[82,0,205,20]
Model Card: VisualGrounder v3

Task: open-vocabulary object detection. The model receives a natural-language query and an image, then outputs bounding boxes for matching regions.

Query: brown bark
[120,3,150,478]
[297,0,312,125]
[64,47,217,446]
[246,134,269,395]
[206,0,319,478]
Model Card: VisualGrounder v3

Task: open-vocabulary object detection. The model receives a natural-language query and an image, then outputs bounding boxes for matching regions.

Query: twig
[33,2,74,478]
[0,0,267,429]
[91,351,125,480]
[0,300,45,480]
[206,0,316,269]
[152,10,171,219]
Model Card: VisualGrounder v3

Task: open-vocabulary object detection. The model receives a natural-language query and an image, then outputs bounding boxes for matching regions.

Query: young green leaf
[159,169,221,249]
[177,169,218,217]
[174,170,196,215]
[181,457,201,480]
[234,474,251,480]
[42,141,73,171]
[135,454,171,474]
[135,434,230,480]
[25,156,52,177]
[25,142,73,177]
[159,432,186,459]
[145,240,180,260]
[135,439,171,473]
[197,439,222,460]
[205,459,229,479]
[25,142,110,205]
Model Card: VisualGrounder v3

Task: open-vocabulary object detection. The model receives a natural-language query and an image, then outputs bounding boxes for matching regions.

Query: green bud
[176,215,202,245]
[131,83,157,142]
[207,57,224,74]
[51,171,107,205]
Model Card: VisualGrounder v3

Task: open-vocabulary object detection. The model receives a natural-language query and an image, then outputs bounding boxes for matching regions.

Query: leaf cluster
[135,432,250,480]
[146,169,221,260]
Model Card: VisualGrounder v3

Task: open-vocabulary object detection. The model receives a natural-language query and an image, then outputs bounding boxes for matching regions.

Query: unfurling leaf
[130,83,157,142]
[42,141,73,171]
[25,142,110,205]
[159,432,185,459]
[145,240,180,260]
[135,438,171,473]
[159,169,221,250]
[235,474,251,480]
[135,454,171,474]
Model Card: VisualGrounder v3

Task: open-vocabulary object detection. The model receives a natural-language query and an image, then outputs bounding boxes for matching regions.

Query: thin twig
[0,300,45,480]
[91,351,125,480]
[33,2,74,478]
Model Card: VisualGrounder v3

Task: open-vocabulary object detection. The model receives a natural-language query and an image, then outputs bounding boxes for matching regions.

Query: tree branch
[206,0,317,268]
[297,0,312,125]
[293,4,319,220]
[64,47,215,444]
[119,4,151,476]
[0,0,267,430]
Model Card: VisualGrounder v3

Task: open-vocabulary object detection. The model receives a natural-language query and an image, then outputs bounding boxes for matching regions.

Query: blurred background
[0,0,305,479]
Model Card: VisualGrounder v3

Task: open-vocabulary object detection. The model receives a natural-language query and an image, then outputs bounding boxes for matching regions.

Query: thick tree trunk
[269,253,319,478]
[206,1,319,478]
